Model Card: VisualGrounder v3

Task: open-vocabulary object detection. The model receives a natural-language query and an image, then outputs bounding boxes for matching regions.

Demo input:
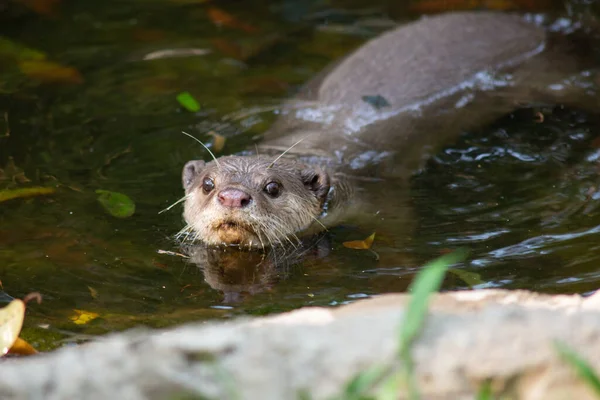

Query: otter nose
[217,188,252,208]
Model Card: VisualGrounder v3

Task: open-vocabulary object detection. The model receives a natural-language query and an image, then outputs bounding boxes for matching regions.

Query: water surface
[0,0,598,350]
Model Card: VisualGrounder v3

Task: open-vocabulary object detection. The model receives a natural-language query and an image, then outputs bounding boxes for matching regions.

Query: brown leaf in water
[19,0,61,16]
[88,286,98,299]
[590,136,600,149]
[207,7,258,34]
[7,338,38,356]
[210,35,281,61]
[170,0,211,3]
[241,77,290,95]
[19,60,83,84]
[208,131,226,153]
[0,187,55,203]
[0,299,25,356]
[131,28,167,42]
[211,38,244,59]
[343,232,376,250]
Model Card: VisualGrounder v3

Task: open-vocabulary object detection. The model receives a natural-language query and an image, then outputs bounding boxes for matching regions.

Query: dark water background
[1,0,600,350]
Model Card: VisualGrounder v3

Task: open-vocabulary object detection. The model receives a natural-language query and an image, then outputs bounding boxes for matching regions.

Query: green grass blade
[476,380,494,400]
[398,249,469,353]
[337,364,387,400]
[554,340,600,396]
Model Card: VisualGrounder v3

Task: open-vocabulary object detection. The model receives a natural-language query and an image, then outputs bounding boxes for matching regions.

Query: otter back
[262,12,596,176]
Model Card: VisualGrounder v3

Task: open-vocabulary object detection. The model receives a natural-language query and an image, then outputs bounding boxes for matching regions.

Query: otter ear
[182,160,206,191]
[301,167,330,202]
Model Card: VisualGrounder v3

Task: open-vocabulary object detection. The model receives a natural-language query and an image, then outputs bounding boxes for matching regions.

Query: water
[0,0,597,350]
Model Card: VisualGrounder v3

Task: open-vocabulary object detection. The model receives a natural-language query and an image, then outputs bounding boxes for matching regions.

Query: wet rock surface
[1,289,600,400]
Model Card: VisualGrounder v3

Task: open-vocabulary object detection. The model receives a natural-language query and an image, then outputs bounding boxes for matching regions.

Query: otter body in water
[182,11,598,248]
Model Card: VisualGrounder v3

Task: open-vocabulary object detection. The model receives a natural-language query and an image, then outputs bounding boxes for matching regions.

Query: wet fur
[181,156,330,248]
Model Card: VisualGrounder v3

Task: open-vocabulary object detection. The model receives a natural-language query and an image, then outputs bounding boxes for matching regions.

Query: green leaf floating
[96,190,135,218]
[176,91,201,112]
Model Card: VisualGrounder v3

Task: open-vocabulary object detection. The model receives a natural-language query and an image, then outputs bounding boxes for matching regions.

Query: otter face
[180,155,330,248]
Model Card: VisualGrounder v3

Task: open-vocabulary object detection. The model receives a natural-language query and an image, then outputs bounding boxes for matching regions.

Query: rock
[1,289,600,399]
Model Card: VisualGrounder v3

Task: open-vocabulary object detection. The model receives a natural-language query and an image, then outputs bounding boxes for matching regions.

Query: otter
[181,11,599,249]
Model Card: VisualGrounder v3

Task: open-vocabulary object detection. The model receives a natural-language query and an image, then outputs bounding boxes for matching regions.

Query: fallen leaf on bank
[176,91,201,112]
[207,7,258,33]
[0,187,55,203]
[96,190,136,218]
[70,309,99,325]
[7,337,37,355]
[0,299,25,356]
[343,232,376,250]
[208,131,226,152]
[19,60,83,84]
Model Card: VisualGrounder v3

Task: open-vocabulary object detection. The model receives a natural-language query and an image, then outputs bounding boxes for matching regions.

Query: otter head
[181,155,331,248]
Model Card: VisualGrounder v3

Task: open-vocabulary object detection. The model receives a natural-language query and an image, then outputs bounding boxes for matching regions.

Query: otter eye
[264,181,281,198]
[202,177,215,194]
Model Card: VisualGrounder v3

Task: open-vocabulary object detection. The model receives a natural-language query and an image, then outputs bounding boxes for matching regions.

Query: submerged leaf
[70,309,99,325]
[448,268,485,287]
[88,286,99,299]
[96,190,136,218]
[207,7,258,33]
[0,299,26,356]
[0,187,55,203]
[0,37,46,61]
[343,232,376,250]
[208,131,226,152]
[176,91,201,112]
[19,60,83,84]
[19,0,62,16]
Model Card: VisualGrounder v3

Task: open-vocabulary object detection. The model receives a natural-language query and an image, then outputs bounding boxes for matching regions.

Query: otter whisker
[268,214,301,249]
[175,224,193,241]
[159,194,189,214]
[268,136,308,169]
[248,215,270,252]
[310,215,328,231]
[182,131,221,169]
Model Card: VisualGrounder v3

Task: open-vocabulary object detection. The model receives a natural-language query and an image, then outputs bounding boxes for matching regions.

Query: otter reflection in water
[179,12,600,249]
[182,235,332,303]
